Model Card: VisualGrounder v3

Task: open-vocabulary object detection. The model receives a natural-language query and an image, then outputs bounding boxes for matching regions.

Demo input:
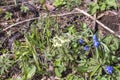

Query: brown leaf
[44,3,56,11]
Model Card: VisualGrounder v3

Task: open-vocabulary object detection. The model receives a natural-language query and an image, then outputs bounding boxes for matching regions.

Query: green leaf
[90,65,100,77]
[53,0,66,7]
[5,12,13,20]
[72,75,79,80]
[77,66,88,73]
[16,76,23,80]
[106,0,117,9]
[55,68,62,77]
[99,2,106,11]
[100,77,108,80]
[39,0,45,5]
[110,38,119,51]
[117,77,120,80]
[54,59,61,67]
[66,74,74,80]
[20,5,29,13]
[89,2,99,15]
[27,65,36,79]
[114,66,120,73]
[101,42,110,53]
[82,23,87,30]
[68,25,77,34]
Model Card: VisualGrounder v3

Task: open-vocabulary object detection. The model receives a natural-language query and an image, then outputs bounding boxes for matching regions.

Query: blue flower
[93,34,98,42]
[93,34,100,47]
[105,66,113,74]
[84,45,89,51]
[78,39,84,44]
[94,41,100,47]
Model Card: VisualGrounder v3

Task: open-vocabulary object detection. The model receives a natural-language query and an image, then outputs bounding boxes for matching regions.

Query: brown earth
[99,14,120,35]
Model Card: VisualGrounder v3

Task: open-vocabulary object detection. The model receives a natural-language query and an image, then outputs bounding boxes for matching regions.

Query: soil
[99,14,120,35]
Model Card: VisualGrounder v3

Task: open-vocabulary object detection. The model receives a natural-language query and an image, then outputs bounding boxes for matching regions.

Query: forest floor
[0,0,120,80]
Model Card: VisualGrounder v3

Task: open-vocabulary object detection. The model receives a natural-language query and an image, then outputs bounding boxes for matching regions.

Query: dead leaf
[44,3,56,11]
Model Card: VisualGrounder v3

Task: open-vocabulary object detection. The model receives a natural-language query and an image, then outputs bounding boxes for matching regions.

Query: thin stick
[2,17,39,31]
[2,8,120,38]
[2,12,81,31]
[75,8,120,38]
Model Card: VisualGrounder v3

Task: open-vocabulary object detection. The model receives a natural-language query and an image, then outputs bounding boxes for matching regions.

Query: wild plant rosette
[77,32,120,79]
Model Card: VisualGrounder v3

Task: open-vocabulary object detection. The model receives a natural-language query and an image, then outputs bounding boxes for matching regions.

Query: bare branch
[75,8,120,38]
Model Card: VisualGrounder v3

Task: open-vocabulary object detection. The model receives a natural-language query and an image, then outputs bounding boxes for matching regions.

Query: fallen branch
[75,8,120,38]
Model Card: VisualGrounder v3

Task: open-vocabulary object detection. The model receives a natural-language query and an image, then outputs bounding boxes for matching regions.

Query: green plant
[0,54,13,75]
[12,16,57,79]
[20,63,36,80]
[53,0,66,7]
[20,5,29,13]
[89,0,117,14]
[65,0,81,11]
[53,0,81,10]
[89,2,99,15]
[39,0,45,5]
[50,23,120,79]
[5,12,13,20]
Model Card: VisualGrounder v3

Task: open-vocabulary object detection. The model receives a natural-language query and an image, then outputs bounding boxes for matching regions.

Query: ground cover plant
[0,0,120,80]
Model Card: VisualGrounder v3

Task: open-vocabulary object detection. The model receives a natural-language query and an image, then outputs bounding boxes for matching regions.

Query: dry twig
[2,8,120,38]
[75,8,120,38]
[2,12,81,31]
